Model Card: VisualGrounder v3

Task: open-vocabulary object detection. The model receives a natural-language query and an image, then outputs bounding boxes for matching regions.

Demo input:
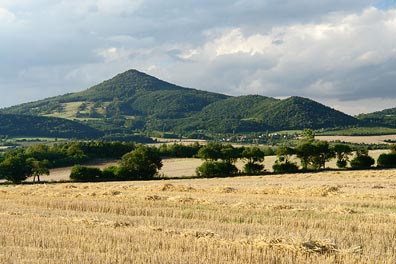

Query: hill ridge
[1,69,360,135]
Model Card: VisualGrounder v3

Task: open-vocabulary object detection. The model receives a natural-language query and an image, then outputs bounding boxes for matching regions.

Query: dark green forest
[0,114,103,139]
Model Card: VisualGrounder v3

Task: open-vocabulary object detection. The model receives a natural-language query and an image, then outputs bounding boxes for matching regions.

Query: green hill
[4,70,228,119]
[170,95,358,133]
[0,114,103,139]
[1,69,360,136]
[357,108,396,127]
[262,96,358,130]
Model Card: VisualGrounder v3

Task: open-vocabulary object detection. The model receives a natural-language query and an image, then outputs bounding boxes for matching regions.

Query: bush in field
[350,148,374,169]
[272,161,299,173]
[243,162,264,175]
[101,166,119,180]
[377,153,396,168]
[70,165,102,182]
[196,161,238,177]
[101,166,132,181]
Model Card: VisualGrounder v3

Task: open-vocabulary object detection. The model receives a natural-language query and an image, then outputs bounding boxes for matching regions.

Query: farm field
[316,135,396,144]
[1,170,396,263]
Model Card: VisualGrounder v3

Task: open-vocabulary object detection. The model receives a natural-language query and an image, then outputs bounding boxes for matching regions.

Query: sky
[0,0,395,115]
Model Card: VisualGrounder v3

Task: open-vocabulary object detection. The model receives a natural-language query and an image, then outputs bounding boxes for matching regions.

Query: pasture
[1,169,396,263]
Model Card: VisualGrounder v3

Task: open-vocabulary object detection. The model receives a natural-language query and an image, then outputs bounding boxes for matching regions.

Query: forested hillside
[357,108,396,127]
[0,114,103,138]
[1,69,360,136]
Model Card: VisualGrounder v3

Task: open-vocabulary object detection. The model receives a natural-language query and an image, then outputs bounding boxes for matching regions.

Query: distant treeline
[2,132,396,183]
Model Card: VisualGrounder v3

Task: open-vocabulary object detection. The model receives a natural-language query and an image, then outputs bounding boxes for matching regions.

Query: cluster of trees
[0,153,49,183]
[0,141,136,183]
[158,142,202,158]
[195,143,265,177]
[70,145,162,182]
[272,130,378,173]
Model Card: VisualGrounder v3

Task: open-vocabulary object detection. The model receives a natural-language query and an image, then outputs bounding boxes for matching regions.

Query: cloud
[156,7,396,104]
[0,7,15,23]
[0,0,395,115]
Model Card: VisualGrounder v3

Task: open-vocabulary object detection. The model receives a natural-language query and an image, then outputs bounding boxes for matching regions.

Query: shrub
[70,165,102,182]
[377,153,396,168]
[350,155,375,169]
[196,161,238,177]
[272,161,299,174]
[243,162,264,175]
[101,166,119,181]
[336,160,347,169]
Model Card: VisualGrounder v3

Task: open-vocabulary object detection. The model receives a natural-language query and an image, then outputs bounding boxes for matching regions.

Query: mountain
[4,70,228,119]
[0,114,103,139]
[1,69,359,136]
[169,95,358,133]
[356,108,396,127]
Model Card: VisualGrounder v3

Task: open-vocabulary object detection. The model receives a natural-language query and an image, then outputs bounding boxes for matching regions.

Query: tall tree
[119,145,162,180]
[0,154,31,183]
[333,144,352,168]
[26,158,50,183]
[242,147,265,174]
[311,141,334,169]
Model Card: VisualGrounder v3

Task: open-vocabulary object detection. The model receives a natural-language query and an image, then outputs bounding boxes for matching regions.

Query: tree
[196,161,238,177]
[273,146,299,173]
[70,165,102,182]
[333,144,352,168]
[295,140,334,170]
[242,147,265,174]
[0,154,31,183]
[272,160,299,173]
[197,143,223,161]
[377,153,396,168]
[377,145,396,168]
[26,158,50,182]
[301,129,315,143]
[221,144,242,164]
[295,141,316,170]
[66,142,87,161]
[119,145,163,180]
[276,146,295,163]
[311,141,334,169]
[350,148,374,169]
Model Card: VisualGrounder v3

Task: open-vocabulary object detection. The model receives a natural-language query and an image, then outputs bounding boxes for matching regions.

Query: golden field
[1,169,396,263]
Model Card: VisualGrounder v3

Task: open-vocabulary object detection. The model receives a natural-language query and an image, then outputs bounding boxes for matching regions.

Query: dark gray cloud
[0,0,394,114]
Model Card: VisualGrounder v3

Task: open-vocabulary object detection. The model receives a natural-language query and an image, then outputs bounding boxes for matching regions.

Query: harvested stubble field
[1,170,396,263]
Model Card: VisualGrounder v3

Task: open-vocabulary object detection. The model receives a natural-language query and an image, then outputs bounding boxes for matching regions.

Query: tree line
[0,141,136,183]
[2,133,396,183]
